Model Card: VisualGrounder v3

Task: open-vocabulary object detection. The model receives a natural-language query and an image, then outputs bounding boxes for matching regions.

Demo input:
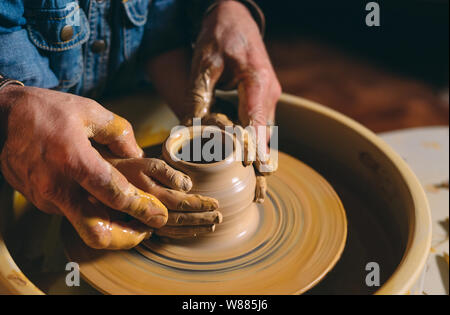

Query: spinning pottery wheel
[63,150,347,294]
[0,92,432,294]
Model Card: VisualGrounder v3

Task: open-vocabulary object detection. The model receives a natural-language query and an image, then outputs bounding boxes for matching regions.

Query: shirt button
[91,40,107,53]
[60,25,74,41]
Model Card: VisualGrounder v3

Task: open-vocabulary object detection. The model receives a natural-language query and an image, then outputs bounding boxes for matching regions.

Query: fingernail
[203,197,219,210]
[181,175,193,192]
[138,147,144,158]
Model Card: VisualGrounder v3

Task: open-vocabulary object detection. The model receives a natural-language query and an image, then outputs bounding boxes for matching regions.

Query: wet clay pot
[161,126,258,245]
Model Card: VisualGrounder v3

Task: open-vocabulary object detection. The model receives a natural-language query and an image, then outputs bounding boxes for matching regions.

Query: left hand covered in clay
[107,157,223,239]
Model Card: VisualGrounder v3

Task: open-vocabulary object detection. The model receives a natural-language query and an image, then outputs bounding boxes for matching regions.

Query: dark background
[258,0,449,132]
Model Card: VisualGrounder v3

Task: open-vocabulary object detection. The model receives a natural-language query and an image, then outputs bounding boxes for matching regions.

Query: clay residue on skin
[146,159,192,192]
[73,164,169,249]
[167,210,223,226]
[107,221,153,250]
[127,187,168,227]
[182,47,224,125]
[156,224,215,239]
[191,69,213,118]
[74,198,155,250]
[106,168,168,227]
[103,114,131,140]
[178,194,219,211]
[104,157,224,240]
[64,152,348,294]
[92,114,143,158]
[254,175,267,203]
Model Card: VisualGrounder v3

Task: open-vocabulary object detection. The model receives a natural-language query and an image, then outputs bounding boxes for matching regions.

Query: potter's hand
[183,0,281,176]
[108,158,222,239]
[0,86,169,250]
[196,112,267,203]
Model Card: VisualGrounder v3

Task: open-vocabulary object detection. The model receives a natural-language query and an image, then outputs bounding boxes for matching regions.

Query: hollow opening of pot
[175,130,235,164]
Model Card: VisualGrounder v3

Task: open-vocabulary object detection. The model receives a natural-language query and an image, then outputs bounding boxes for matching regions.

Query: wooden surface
[267,39,449,133]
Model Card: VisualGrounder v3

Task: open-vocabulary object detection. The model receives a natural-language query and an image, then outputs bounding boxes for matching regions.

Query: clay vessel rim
[164,126,241,168]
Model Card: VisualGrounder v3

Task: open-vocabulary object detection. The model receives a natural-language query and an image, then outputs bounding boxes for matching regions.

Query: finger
[86,109,143,158]
[108,159,218,211]
[107,219,153,250]
[155,225,215,239]
[143,159,192,192]
[237,73,268,128]
[233,125,254,167]
[183,50,225,125]
[70,143,168,228]
[254,175,267,204]
[64,197,152,250]
[150,186,219,212]
[167,210,223,226]
[237,67,281,174]
[63,196,112,249]
[111,158,192,192]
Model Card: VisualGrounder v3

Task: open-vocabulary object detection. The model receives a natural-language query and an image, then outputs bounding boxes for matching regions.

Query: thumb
[84,102,143,158]
[183,50,224,125]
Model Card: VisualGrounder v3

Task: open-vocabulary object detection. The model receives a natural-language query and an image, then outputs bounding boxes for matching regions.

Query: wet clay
[62,151,347,294]
[162,126,258,243]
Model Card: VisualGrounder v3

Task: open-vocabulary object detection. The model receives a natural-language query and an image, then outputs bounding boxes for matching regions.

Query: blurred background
[258,0,449,132]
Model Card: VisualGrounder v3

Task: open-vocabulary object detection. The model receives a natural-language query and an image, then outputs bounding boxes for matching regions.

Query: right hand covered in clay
[107,158,222,239]
[0,86,170,250]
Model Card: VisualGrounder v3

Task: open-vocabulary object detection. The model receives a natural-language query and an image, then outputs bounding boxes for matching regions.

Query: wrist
[205,0,265,36]
[0,83,25,152]
[0,74,24,112]
[190,0,265,44]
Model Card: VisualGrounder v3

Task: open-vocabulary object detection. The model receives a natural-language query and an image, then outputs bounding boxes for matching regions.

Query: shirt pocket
[122,0,151,60]
[25,2,90,90]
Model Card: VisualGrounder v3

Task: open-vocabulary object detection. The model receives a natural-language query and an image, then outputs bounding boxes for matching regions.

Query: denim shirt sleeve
[0,0,59,88]
[139,0,192,58]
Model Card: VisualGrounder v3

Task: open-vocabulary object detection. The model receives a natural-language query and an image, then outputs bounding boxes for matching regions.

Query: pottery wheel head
[62,152,347,294]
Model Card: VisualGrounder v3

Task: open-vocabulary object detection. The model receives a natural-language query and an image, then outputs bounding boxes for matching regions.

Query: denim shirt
[0,0,194,98]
